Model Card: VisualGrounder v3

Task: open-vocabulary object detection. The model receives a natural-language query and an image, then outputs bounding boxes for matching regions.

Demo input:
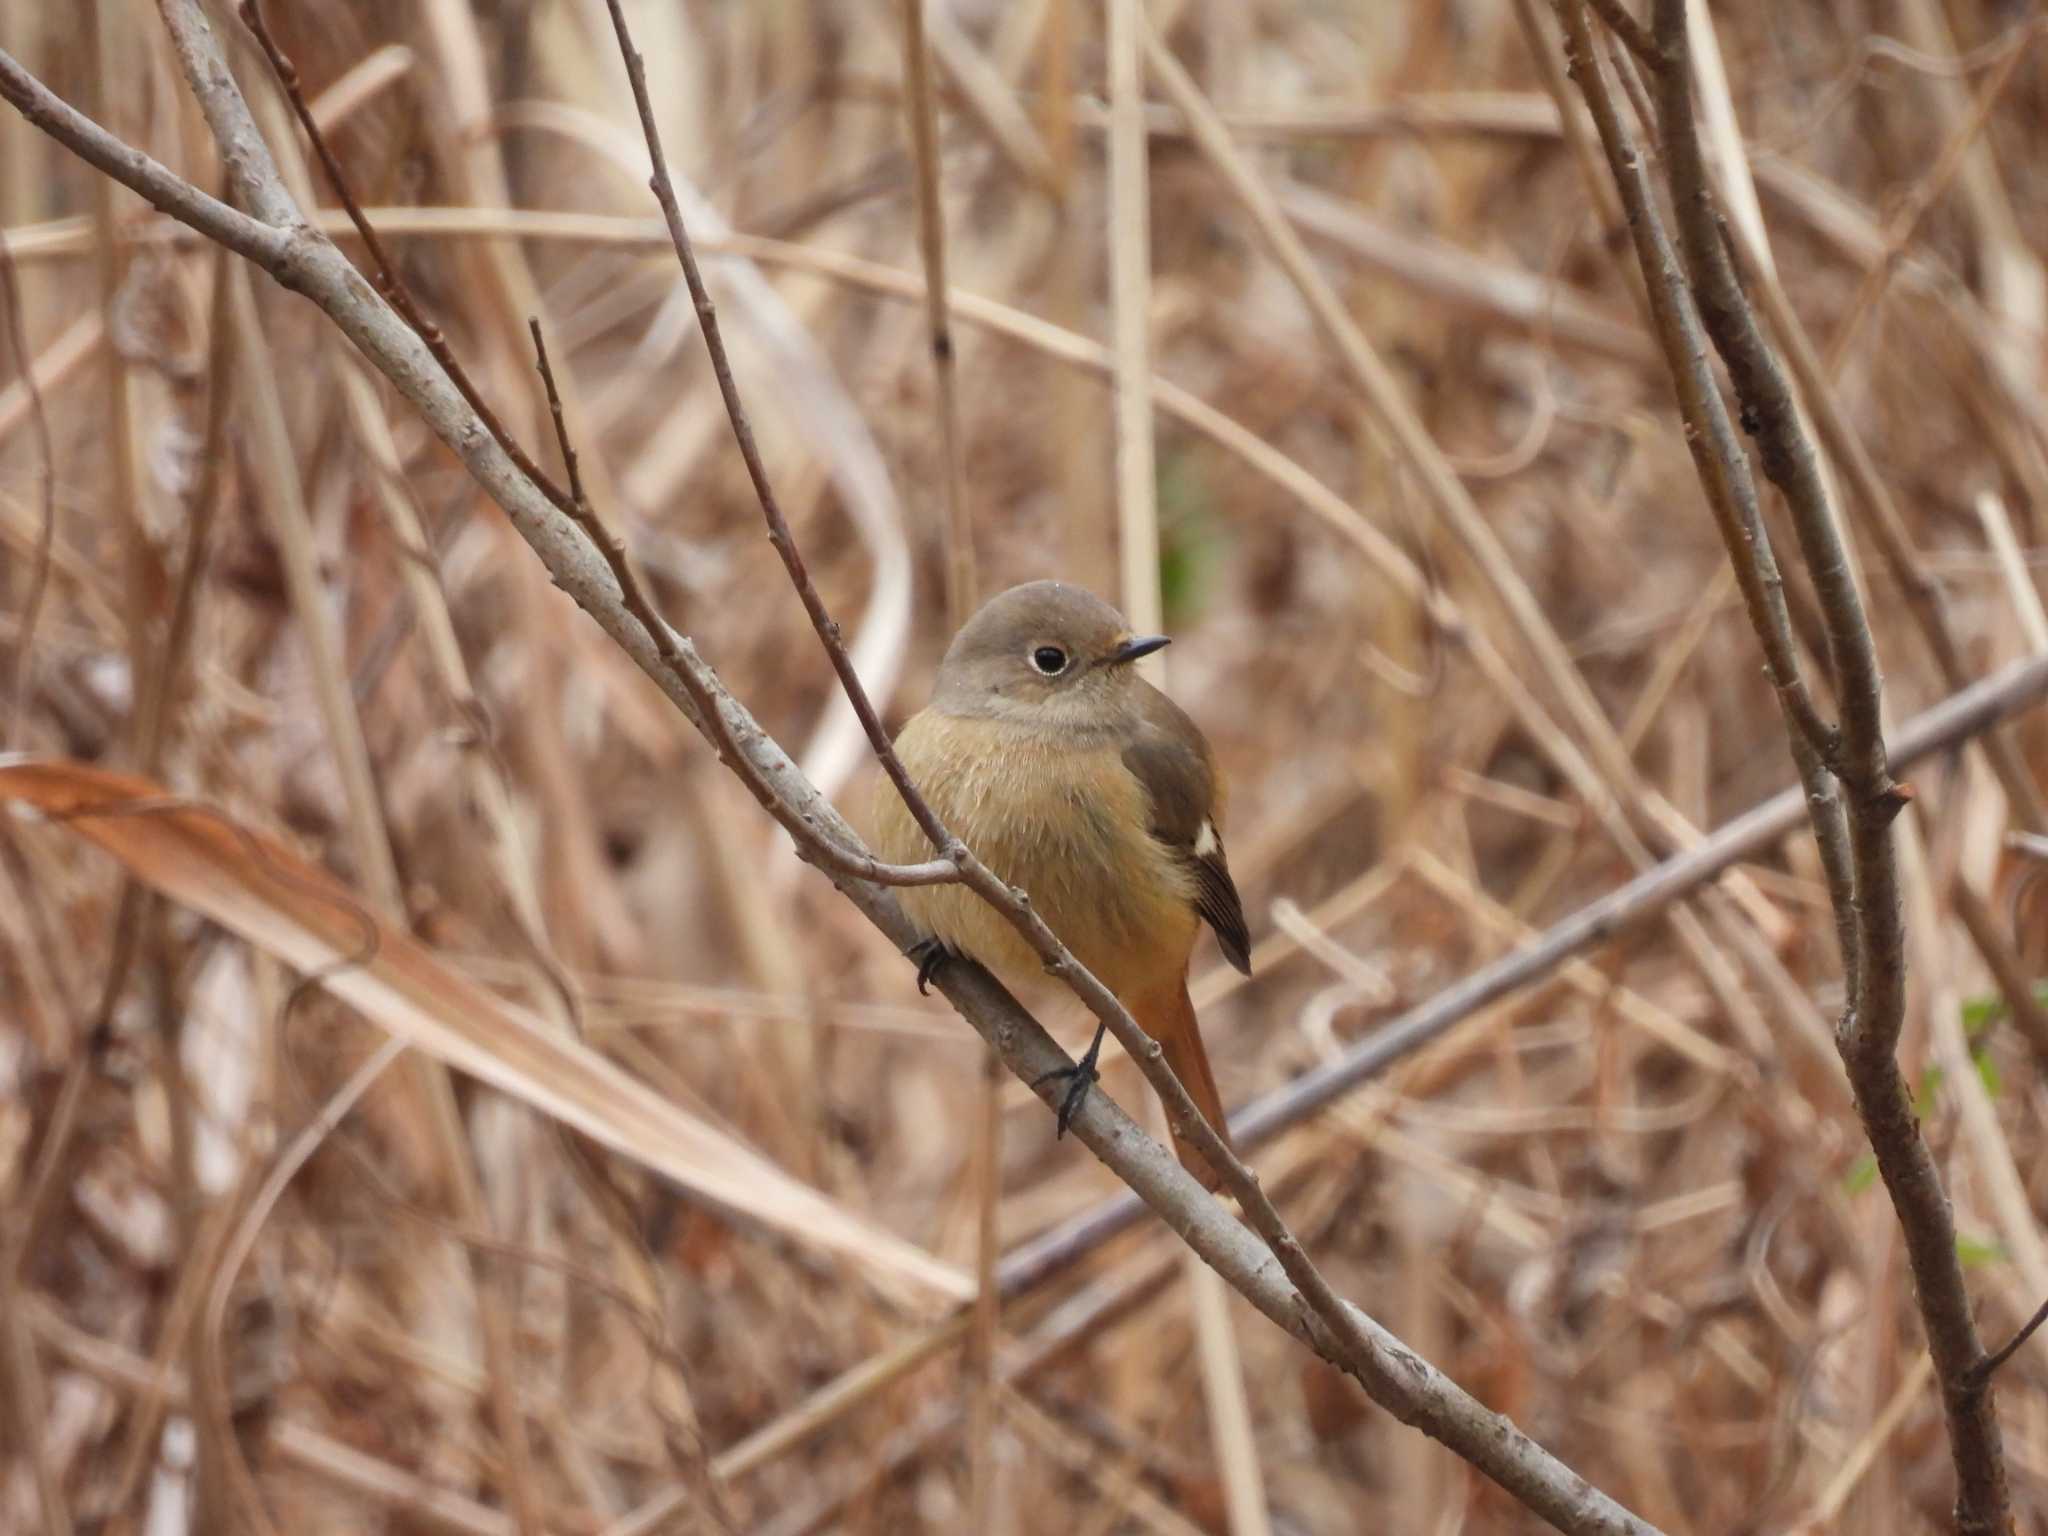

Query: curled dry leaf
[0,756,970,1304]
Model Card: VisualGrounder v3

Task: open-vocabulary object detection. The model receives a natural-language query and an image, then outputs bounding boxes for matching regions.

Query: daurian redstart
[873,581,1251,1183]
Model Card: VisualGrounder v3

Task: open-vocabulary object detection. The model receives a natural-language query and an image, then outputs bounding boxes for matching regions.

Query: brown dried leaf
[0,756,970,1304]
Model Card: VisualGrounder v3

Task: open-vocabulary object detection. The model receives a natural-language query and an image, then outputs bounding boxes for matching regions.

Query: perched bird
[872,580,1251,1183]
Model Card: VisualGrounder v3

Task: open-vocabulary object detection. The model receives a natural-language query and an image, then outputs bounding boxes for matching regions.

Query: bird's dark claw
[1031,1023,1108,1139]
[908,938,951,996]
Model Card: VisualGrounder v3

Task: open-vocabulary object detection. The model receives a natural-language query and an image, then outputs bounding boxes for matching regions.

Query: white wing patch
[1194,819,1219,858]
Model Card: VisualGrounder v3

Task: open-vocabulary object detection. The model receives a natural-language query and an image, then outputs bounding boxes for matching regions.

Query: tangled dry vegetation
[7,0,2048,1532]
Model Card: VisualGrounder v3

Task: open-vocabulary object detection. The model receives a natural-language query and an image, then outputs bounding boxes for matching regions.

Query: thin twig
[0,228,54,751]
[898,0,976,625]
[596,1,954,859]
[0,1288,68,1534]
[199,1037,410,1536]
[528,318,590,513]
[88,248,236,1525]
[1603,25,1663,156]
[1719,214,2048,835]
[1557,9,1844,793]
[1821,16,2043,375]
[1583,0,1661,66]
[1974,1292,2048,1388]
[892,9,998,1504]
[235,0,575,519]
[1952,879,2048,1066]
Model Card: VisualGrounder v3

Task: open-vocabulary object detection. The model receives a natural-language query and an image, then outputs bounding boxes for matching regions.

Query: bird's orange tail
[1133,980,1232,1190]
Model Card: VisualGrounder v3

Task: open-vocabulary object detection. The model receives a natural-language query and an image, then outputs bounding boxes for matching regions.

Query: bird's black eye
[1030,645,1069,676]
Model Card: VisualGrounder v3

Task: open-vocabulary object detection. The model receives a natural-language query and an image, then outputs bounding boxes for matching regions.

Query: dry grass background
[6,0,2048,1532]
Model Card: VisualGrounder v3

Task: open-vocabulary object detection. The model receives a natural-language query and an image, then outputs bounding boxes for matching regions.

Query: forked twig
[1559,0,2015,1527]
[1975,1292,2048,1388]
[1584,0,1661,66]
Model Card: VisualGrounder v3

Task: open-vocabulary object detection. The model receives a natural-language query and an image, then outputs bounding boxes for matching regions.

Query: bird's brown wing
[1122,685,1252,975]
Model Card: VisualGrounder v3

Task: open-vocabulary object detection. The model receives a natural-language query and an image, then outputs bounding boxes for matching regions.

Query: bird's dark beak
[1105,634,1171,667]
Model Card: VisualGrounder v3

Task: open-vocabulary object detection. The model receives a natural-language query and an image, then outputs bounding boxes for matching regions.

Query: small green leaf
[1843,1153,1878,1195]
[1914,1064,1946,1119]
[1974,1047,2003,1100]
[1961,993,2005,1038]
[1956,1233,2007,1269]
[1155,449,1223,627]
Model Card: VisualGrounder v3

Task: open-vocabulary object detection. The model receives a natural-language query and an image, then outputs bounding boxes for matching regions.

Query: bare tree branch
[1645,4,2008,1527]
[1557,0,2014,1526]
